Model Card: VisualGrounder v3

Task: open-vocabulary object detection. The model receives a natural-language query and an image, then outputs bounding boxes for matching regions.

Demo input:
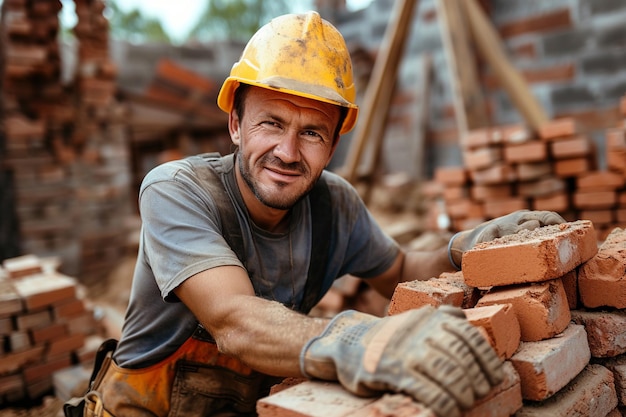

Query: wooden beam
[342,0,419,185]
[461,0,549,131]
[436,0,490,133]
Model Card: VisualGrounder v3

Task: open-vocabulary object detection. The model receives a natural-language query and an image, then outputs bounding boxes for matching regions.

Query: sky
[59,0,373,43]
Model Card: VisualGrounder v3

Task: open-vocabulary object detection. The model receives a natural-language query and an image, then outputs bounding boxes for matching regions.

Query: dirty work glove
[448,209,565,270]
[300,305,503,417]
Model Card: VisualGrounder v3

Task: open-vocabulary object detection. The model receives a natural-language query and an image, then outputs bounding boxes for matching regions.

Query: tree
[105,1,171,43]
[188,0,294,43]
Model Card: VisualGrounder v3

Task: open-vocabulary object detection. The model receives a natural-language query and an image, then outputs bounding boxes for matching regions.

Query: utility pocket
[168,360,279,417]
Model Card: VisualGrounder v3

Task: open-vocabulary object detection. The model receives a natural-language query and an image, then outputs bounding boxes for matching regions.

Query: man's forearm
[401,246,456,283]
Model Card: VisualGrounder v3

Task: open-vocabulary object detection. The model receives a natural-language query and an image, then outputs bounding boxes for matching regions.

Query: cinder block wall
[332,0,626,177]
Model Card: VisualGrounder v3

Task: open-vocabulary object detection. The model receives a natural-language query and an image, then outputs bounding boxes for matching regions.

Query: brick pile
[429,95,626,241]
[1,0,132,283]
[0,254,102,405]
[258,220,626,416]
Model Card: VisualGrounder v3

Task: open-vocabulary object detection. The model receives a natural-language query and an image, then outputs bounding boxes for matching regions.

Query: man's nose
[273,131,300,163]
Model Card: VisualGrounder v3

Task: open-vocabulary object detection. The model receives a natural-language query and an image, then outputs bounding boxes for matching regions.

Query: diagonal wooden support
[436,0,490,134]
[342,0,419,186]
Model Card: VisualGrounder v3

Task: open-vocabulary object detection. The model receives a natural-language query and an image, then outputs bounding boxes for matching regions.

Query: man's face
[230,86,341,210]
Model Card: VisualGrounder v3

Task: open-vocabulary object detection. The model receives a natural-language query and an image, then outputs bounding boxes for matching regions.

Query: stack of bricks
[431,95,626,241]
[257,220,626,416]
[1,0,132,283]
[0,254,101,405]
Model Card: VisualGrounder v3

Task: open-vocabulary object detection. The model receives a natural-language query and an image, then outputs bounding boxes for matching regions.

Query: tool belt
[64,327,282,417]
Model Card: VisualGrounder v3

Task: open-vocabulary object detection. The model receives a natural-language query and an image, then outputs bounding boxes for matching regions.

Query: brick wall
[331,0,626,177]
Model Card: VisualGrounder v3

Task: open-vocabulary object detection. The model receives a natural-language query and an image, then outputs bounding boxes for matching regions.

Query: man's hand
[448,210,566,269]
[300,305,503,417]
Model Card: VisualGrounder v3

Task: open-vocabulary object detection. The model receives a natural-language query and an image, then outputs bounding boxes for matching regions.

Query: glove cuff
[447,231,463,270]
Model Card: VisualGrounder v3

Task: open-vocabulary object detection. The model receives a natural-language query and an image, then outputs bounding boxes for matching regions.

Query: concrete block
[510,324,590,401]
[462,220,597,287]
[476,279,571,342]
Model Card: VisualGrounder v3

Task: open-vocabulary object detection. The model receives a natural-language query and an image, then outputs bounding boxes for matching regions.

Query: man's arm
[365,246,455,299]
[174,265,329,377]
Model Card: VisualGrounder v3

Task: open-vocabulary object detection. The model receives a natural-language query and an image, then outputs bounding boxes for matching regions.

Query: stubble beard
[237,149,315,210]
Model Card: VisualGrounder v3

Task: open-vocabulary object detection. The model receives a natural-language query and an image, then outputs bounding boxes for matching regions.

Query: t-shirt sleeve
[138,162,244,301]
[324,172,401,280]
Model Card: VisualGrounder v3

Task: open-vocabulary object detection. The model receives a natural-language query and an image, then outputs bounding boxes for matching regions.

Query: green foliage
[188,0,293,43]
[105,1,171,43]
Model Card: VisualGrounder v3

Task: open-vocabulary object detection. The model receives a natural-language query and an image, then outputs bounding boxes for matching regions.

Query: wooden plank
[342,0,419,185]
[410,53,433,181]
[437,0,489,133]
[461,0,548,132]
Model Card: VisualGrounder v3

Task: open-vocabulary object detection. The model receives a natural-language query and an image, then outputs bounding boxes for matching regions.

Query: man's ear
[325,135,341,168]
[228,110,241,146]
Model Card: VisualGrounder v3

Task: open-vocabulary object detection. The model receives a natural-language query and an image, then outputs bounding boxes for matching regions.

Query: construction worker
[65,11,565,417]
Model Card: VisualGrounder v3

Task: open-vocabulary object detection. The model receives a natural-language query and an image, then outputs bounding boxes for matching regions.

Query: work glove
[448,209,566,270]
[300,305,503,417]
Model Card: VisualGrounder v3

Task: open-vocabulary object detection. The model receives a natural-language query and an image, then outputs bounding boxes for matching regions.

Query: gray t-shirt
[114,154,400,368]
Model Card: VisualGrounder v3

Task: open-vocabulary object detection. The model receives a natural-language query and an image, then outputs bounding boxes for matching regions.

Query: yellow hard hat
[217,11,359,135]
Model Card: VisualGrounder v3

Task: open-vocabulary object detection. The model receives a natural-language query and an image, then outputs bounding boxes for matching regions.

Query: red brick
[0,280,23,318]
[13,272,77,311]
[617,209,626,223]
[476,279,571,342]
[577,171,625,191]
[607,150,626,173]
[498,8,572,38]
[580,209,614,225]
[498,124,534,145]
[554,157,591,177]
[606,128,626,149]
[579,228,626,309]
[462,361,523,417]
[531,193,569,213]
[463,146,502,170]
[570,310,626,357]
[485,64,575,90]
[518,177,565,198]
[346,394,435,416]
[434,166,467,186]
[538,117,579,140]
[464,303,521,359]
[598,355,626,406]
[1,254,43,278]
[437,271,481,309]
[257,381,375,416]
[470,184,513,202]
[30,322,68,345]
[483,197,528,218]
[53,297,87,319]
[550,135,593,159]
[15,309,52,331]
[515,161,553,181]
[46,332,85,357]
[470,163,516,185]
[462,128,493,149]
[0,345,45,375]
[443,185,468,202]
[621,96,626,116]
[561,270,578,310]
[447,199,484,220]
[514,364,617,417]
[462,221,598,287]
[573,190,616,210]
[22,353,72,384]
[388,279,464,315]
[503,141,547,164]
[510,324,590,401]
